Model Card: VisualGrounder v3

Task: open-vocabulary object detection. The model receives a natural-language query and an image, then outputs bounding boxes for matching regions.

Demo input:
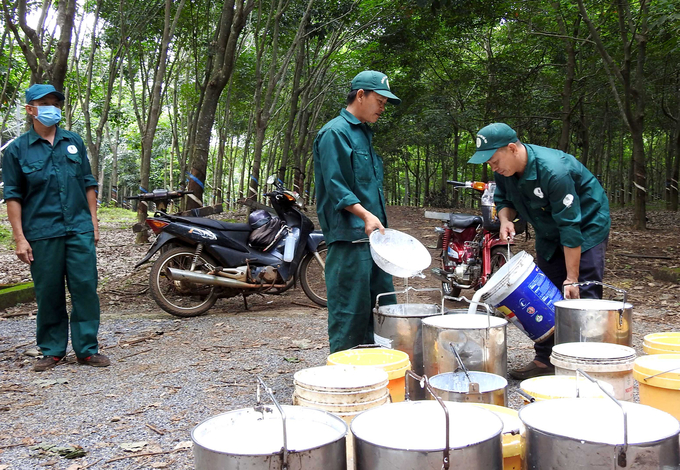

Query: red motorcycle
[426,180,525,297]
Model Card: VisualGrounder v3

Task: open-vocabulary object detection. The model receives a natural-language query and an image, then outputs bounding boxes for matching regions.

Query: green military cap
[468,123,518,164]
[25,84,65,103]
[351,71,401,105]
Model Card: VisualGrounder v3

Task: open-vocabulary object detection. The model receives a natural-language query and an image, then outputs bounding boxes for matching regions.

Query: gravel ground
[1,206,679,469]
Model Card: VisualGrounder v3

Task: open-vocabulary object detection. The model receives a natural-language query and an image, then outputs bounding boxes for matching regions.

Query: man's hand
[15,238,33,265]
[499,220,516,242]
[93,226,100,245]
[362,212,385,237]
[563,279,580,299]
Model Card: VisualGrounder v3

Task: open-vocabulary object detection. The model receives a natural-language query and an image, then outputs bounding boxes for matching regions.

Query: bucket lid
[192,406,347,454]
[293,365,389,392]
[554,299,633,311]
[519,398,680,445]
[480,251,534,302]
[520,375,614,400]
[430,371,508,394]
[550,342,636,371]
[643,332,680,352]
[633,354,680,390]
[421,314,507,329]
[327,348,411,380]
[351,401,503,451]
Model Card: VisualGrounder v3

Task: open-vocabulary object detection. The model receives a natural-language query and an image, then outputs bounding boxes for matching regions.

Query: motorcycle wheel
[489,245,512,276]
[149,247,219,317]
[298,242,328,307]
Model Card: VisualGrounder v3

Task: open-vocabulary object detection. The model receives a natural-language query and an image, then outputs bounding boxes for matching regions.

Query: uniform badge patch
[533,187,544,198]
[563,194,574,208]
[67,145,78,154]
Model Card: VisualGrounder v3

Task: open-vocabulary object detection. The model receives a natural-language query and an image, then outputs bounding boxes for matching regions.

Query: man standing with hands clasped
[313,71,400,353]
[468,122,610,379]
[3,84,109,371]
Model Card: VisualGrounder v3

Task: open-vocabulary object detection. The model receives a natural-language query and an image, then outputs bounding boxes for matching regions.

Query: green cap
[351,70,401,105]
[25,84,65,104]
[468,123,518,164]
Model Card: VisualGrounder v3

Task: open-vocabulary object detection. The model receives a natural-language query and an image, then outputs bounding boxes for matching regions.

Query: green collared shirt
[494,144,610,260]
[313,109,388,244]
[2,127,97,241]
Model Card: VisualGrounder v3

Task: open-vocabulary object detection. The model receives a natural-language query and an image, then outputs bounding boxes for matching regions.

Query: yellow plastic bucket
[633,354,680,421]
[520,375,614,403]
[327,348,411,402]
[643,332,680,355]
[471,404,523,470]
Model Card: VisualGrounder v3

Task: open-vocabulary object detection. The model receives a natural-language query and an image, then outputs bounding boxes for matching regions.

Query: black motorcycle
[135,175,327,317]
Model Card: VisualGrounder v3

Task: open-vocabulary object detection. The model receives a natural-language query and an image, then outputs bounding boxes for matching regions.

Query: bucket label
[373,333,393,349]
[494,266,562,342]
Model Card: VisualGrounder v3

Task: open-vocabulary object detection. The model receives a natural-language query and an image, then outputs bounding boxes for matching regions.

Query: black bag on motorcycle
[248,210,287,251]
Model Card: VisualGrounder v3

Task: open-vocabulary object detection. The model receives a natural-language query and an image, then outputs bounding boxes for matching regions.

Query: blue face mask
[34,105,62,127]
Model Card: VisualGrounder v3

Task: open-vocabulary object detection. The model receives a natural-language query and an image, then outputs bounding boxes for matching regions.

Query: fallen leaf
[284,357,301,363]
[120,441,148,452]
[291,339,312,349]
[174,441,192,450]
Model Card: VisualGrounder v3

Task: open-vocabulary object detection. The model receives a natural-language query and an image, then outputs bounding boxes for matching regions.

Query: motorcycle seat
[176,216,251,232]
[448,213,483,229]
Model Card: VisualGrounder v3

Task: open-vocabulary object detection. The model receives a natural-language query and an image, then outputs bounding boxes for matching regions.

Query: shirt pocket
[352,150,373,184]
[19,159,46,188]
[66,152,83,178]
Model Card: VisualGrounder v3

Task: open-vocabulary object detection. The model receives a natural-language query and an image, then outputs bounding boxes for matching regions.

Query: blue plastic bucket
[482,251,562,342]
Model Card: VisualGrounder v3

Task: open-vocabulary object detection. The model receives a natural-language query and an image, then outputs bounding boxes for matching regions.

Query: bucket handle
[404,370,450,470]
[575,368,628,467]
[563,281,628,326]
[255,376,289,470]
[515,388,536,403]
[375,286,442,310]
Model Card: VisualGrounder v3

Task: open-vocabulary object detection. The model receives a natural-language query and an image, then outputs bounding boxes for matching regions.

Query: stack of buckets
[633,332,680,421]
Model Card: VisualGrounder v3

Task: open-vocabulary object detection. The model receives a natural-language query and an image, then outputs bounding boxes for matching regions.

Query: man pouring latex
[468,123,610,380]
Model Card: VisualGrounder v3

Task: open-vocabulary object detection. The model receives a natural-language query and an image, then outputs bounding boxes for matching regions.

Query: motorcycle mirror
[266,174,276,185]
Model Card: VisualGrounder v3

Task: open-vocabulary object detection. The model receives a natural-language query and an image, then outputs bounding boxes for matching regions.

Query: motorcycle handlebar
[128,190,194,200]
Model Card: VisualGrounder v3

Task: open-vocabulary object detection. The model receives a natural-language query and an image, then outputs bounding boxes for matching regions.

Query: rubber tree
[184,0,254,210]
[578,0,649,229]
[2,0,76,88]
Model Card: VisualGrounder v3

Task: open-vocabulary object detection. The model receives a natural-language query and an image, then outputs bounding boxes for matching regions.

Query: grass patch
[98,207,137,229]
[0,224,13,249]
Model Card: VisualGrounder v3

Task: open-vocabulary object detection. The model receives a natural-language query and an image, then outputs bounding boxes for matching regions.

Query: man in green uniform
[313,71,400,353]
[468,123,610,379]
[3,84,110,371]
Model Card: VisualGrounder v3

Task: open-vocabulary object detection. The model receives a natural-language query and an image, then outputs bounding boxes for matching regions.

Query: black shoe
[77,353,111,367]
[509,360,555,380]
[34,356,62,372]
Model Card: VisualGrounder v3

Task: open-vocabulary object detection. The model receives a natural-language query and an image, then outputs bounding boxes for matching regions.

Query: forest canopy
[1,0,678,233]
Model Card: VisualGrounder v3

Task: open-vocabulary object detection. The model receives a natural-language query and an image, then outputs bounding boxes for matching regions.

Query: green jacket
[494,144,610,260]
[2,127,97,241]
[313,109,388,244]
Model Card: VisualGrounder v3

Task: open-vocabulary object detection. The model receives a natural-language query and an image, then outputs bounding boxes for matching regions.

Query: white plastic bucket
[292,365,390,470]
[482,251,562,343]
[550,342,636,401]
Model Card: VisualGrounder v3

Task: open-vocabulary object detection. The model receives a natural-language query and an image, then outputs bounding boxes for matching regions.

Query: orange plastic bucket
[327,348,411,402]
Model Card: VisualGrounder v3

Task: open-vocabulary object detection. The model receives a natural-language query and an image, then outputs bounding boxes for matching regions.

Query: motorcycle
[426,180,525,298]
[134,175,327,317]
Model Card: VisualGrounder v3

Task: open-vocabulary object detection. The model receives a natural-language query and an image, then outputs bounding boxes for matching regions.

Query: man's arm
[497,207,517,242]
[345,203,384,236]
[563,246,581,299]
[6,200,33,264]
[86,187,99,244]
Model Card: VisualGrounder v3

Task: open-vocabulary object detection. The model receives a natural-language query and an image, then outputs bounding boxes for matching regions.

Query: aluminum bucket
[351,401,503,470]
[429,371,507,406]
[520,398,680,469]
[422,314,507,378]
[554,299,633,346]
[192,405,347,470]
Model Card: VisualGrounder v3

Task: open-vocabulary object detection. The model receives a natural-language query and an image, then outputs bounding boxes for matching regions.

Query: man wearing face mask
[2,84,109,371]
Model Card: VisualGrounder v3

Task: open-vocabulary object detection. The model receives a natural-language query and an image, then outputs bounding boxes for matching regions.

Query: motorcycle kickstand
[242,293,249,311]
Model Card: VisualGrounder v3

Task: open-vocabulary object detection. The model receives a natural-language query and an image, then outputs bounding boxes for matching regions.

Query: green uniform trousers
[325,241,396,353]
[30,232,100,358]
